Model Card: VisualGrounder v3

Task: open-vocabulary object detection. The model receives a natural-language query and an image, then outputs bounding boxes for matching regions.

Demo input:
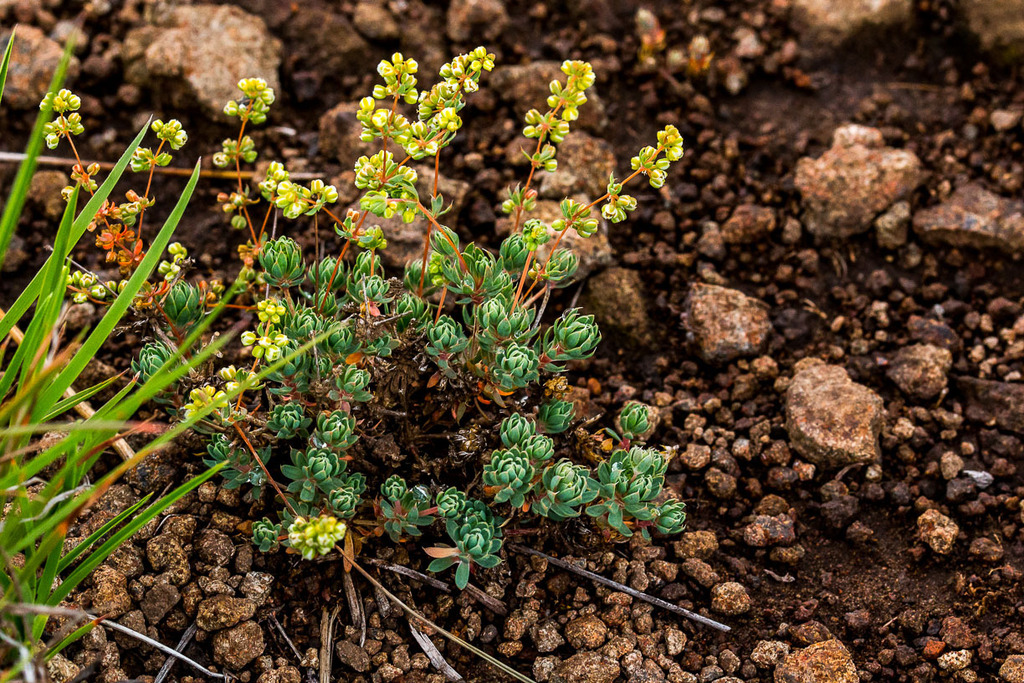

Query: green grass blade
[56,496,151,573]
[45,619,99,661]
[0,121,150,343]
[36,161,202,412]
[49,463,224,606]
[4,189,78,404]
[8,332,320,556]
[0,34,73,272]
[0,29,15,104]
[41,374,121,422]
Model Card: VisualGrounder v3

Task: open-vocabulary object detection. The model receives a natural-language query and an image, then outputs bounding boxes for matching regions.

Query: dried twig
[92,614,226,679]
[270,612,303,663]
[408,619,463,681]
[363,556,450,592]
[342,568,366,647]
[153,623,196,683]
[362,557,507,615]
[319,605,342,683]
[510,545,731,632]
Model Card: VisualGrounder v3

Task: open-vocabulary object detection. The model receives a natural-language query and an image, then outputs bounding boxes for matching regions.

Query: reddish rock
[775,640,858,683]
[795,124,923,239]
[786,362,884,468]
[722,204,777,244]
[886,343,952,400]
[684,283,771,363]
[123,4,281,114]
[913,183,1024,253]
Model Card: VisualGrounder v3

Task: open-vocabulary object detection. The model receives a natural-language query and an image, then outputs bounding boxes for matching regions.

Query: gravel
[917,509,959,554]
[886,343,952,400]
[564,614,608,650]
[212,620,265,670]
[710,581,752,615]
[913,183,1024,253]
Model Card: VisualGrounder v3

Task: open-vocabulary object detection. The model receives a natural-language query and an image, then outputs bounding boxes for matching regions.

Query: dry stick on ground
[341,569,366,647]
[319,605,343,683]
[408,620,463,682]
[0,306,135,461]
[270,612,305,664]
[362,557,507,616]
[152,623,197,683]
[510,545,732,633]
[0,151,326,181]
[89,614,226,679]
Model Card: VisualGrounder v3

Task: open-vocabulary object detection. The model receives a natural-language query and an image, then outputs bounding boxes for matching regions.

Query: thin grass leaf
[56,496,151,573]
[44,618,99,661]
[41,374,121,422]
[8,333,320,558]
[0,33,74,272]
[37,161,202,412]
[0,121,150,342]
[49,463,224,605]
[0,29,15,105]
[1,189,79,405]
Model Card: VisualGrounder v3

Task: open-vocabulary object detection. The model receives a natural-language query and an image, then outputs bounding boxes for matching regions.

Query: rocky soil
[4,0,1024,682]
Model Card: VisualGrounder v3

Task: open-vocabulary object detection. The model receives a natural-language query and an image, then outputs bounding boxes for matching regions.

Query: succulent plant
[128,47,687,590]
[483,447,535,508]
[532,459,600,521]
[618,402,651,442]
[132,342,175,384]
[259,237,305,288]
[162,282,204,331]
[266,403,311,439]
[537,399,575,434]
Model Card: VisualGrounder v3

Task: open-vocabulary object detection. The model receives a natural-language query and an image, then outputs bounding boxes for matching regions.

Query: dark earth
[3,0,1024,682]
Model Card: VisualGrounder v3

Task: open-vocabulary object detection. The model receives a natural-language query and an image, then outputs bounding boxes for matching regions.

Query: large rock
[319,101,394,164]
[447,0,509,43]
[963,0,1024,62]
[958,377,1024,433]
[775,640,858,683]
[123,4,281,114]
[912,183,1024,254]
[886,343,952,400]
[0,26,79,109]
[212,621,265,669]
[583,268,653,347]
[684,283,771,363]
[786,362,884,468]
[538,131,617,199]
[791,0,912,48]
[550,652,620,683]
[795,124,923,239]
